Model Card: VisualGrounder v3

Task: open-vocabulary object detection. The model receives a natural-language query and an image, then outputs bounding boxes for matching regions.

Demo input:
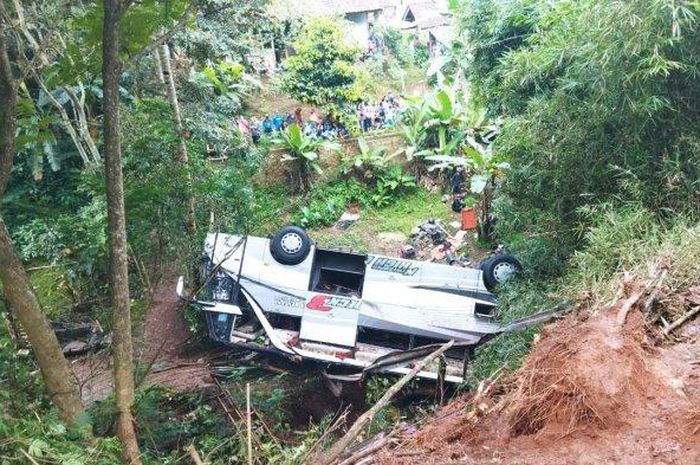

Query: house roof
[270,0,400,19]
[401,1,449,22]
[396,1,451,30]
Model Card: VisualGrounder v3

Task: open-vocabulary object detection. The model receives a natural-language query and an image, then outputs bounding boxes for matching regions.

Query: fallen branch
[663,306,700,336]
[394,450,425,457]
[188,444,204,465]
[20,449,40,465]
[337,432,394,465]
[616,266,666,328]
[246,383,253,465]
[314,340,454,465]
[303,407,350,461]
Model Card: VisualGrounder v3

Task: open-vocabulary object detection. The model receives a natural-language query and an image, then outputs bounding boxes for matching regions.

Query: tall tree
[0,9,86,428]
[160,43,196,233]
[102,1,142,463]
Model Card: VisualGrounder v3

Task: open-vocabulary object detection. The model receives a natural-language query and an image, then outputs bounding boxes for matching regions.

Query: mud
[376,307,700,465]
[71,280,214,403]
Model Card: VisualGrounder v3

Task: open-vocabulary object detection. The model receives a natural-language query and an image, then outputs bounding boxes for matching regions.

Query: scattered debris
[53,321,105,356]
[399,244,416,259]
[336,211,360,230]
[315,341,454,465]
[409,219,473,266]
[410,219,448,246]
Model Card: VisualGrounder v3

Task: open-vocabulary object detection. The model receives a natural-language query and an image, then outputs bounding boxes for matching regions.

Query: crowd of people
[236,109,351,144]
[357,93,405,132]
[234,93,405,144]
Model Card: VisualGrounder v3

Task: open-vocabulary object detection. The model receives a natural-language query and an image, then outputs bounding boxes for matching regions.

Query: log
[188,445,204,465]
[337,433,393,465]
[616,266,665,327]
[664,306,700,336]
[315,340,454,465]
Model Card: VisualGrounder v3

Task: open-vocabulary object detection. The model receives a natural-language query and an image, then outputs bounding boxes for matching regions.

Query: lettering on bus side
[367,256,419,276]
[306,295,361,312]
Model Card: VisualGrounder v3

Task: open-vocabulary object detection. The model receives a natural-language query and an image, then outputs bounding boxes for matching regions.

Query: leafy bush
[280,17,362,108]
[371,166,417,208]
[380,27,414,65]
[294,179,370,228]
[458,0,700,258]
[272,123,340,192]
[294,165,417,228]
[341,138,396,182]
[413,43,430,68]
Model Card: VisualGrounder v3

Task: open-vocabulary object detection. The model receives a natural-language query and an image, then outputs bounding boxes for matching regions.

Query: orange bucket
[461,207,477,230]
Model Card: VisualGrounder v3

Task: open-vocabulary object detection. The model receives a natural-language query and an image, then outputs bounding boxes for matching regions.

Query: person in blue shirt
[272,113,285,131]
[261,115,273,134]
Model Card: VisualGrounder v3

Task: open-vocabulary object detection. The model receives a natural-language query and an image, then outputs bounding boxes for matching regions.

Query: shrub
[280,17,362,108]
[458,0,700,259]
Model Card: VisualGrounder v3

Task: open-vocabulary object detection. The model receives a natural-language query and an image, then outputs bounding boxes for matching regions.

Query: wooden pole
[246,382,253,465]
[315,340,455,465]
[187,445,204,465]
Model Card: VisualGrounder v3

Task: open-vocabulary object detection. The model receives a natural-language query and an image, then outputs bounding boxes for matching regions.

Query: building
[270,0,402,45]
[394,1,453,57]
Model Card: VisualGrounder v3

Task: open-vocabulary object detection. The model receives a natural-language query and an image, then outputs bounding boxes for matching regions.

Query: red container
[461,207,477,230]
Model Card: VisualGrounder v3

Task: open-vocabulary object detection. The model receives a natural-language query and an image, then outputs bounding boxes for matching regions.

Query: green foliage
[280,17,362,108]
[341,139,397,182]
[273,123,340,192]
[471,204,700,385]
[293,165,417,228]
[459,0,700,257]
[456,0,543,113]
[371,166,417,208]
[180,62,256,157]
[294,179,370,228]
[0,322,122,464]
[379,27,414,66]
[413,43,430,68]
[174,0,282,66]
[11,196,108,276]
[468,278,558,385]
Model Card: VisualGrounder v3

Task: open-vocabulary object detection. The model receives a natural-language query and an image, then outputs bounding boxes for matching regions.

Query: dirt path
[376,307,700,465]
[71,280,213,403]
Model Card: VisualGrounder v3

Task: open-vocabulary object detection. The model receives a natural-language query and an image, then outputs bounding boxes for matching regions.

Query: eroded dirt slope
[72,281,213,403]
[378,306,700,465]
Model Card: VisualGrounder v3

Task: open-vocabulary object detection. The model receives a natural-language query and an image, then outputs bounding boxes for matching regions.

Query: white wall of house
[345,12,370,45]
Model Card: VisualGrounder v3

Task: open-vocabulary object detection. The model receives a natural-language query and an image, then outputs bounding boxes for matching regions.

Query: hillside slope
[377,280,700,464]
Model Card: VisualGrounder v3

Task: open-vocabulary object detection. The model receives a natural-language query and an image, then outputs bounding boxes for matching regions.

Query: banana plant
[342,137,398,182]
[273,123,339,192]
[427,136,509,240]
[424,88,468,155]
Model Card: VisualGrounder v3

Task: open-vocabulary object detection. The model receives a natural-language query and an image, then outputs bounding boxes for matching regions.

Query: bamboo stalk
[246,382,253,465]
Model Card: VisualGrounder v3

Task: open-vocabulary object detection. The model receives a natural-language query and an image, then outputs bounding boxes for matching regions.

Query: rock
[400,244,416,259]
[63,340,87,354]
[335,211,360,230]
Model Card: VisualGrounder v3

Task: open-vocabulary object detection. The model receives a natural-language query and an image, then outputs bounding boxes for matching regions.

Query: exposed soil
[376,301,700,464]
[71,280,214,403]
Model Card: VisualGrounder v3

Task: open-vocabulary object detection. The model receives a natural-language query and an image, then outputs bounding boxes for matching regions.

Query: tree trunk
[0,13,86,428]
[0,222,87,425]
[0,16,15,198]
[102,2,143,464]
[153,50,165,84]
[160,43,196,233]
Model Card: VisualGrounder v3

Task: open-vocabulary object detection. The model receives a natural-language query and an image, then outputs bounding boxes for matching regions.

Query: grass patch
[310,188,455,253]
